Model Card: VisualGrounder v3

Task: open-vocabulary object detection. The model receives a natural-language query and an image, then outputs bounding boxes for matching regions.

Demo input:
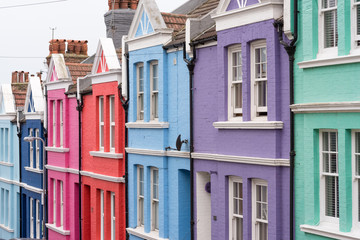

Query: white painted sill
[213,121,283,129]
[0,161,14,167]
[126,227,168,240]
[25,167,43,174]
[298,53,360,69]
[300,224,360,240]
[126,121,169,129]
[45,147,70,153]
[89,151,123,159]
[46,223,70,236]
[0,224,14,233]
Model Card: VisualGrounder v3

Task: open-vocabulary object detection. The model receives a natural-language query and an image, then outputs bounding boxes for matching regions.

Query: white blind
[322,0,338,48]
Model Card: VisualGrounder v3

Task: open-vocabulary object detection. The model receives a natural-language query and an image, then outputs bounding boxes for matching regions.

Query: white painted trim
[46,223,70,236]
[298,54,360,69]
[213,121,283,129]
[212,2,283,32]
[351,130,360,232]
[126,227,168,240]
[24,113,44,120]
[283,0,293,39]
[45,147,70,153]
[80,170,125,183]
[126,148,190,158]
[126,122,169,129]
[290,102,360,113]
[67,94,76,98]
[88,70,122,85]
[22,183,43,194]
[0,115,16,121]
[25,167,43,174]
[0,161,13,167]
[126,31,173,52]
[90,151,123,159]
[192,152,289,166]
[194,41,217,49]
[300,224,360,240]
[0,224,14,233]
[45,80,72,91]
[0,177,19,186]
[45,165,79,174]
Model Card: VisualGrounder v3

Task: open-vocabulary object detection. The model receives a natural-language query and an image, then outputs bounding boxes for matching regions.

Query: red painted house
[78,38,125,240]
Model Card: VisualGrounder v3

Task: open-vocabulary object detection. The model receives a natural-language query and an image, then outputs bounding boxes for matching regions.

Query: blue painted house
[20,76,45,239]
[0,81,22,239]
[123,0,192,239]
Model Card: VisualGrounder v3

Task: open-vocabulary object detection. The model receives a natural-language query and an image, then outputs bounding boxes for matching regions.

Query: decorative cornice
[126,148,190,158]
[0,161,14,167]
[46,224,70,236]
[0,114,16,121]
[44,80,72,91]
[126,31,173,52]
[80,171,125,183]
[291,102,360,113]
[298,54,360,69]
[45,165,79,175]
[213,121,284,129]
[89,151,123,159]
[126,121,169,129]
[87,70,121,85]
[192,152,290,167]
[45,147,70,153]
[300,224,360,240]
[126,227,168,240]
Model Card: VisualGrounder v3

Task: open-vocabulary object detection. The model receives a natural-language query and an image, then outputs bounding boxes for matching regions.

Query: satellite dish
[176,134,188,151]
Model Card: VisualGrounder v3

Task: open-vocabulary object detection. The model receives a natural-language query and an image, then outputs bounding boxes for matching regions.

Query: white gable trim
[91,38,121,75]
[46,54,69,83]
[126,31,173,52]
[0,84,16,114]
[88,70,122,85]
[24,77,44,114]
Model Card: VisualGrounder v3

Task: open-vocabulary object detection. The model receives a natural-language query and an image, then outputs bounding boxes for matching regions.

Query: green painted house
[292,0,360,239]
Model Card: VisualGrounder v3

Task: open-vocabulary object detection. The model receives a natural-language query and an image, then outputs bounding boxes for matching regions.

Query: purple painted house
[191,0,291,239]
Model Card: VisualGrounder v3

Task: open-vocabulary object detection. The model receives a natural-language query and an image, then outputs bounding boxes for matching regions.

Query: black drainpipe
[119,52,130,240]
[182,42,196,240]
[273,1,298,239]
[17,110,22,237]
[76,95,84,240]
[44,85,49,240]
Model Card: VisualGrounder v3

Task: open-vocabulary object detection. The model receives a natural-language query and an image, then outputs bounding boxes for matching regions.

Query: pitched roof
[188,0,220,17]
[161,12,187,34]
[0,84,16,114]
[66,63,93,84]
[192,25,217,43]
[24,76,44,113]
[12,82,28,108]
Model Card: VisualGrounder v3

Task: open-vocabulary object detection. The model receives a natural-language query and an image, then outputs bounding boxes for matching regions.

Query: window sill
[46,223,70,236]
[45,147,70,153]
[89,151,123,159]
[24,167,43,174]
[126,227,168,240]
[0,161,13,167]
[213,121,283,129]
[298,53,360,69]
[0,224,14,233]
[300,223,360,240]
[126,121,169,129]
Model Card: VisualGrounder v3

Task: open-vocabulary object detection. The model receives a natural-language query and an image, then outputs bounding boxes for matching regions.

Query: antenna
[49,27,57,52]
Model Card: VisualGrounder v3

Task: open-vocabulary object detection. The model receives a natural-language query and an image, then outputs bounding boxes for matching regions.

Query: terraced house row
[0,0,359,239]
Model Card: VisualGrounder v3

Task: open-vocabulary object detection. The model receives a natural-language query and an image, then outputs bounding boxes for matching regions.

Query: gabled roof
[91,38,121,75]
[24,76,44,114]
[67,63,93,84]
[46,54,70,83]
[0,84,16,114]
[216,0,261,14]
[161,12,187,35]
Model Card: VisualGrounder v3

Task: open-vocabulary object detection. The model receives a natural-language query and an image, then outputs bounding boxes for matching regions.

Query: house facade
[45,41,92,240]
[293,0,360,239]
[124,1,192,239]
[192,0,291,239]
[20,75,45,239]
[78,38,126,240]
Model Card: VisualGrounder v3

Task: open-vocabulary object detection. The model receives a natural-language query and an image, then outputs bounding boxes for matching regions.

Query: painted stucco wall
[192,19,291,239]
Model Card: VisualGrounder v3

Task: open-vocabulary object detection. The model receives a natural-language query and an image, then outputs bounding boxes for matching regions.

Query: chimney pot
[130,0,138,9]
[11,72,17,83]
[80,40,88,55]
[24,72,29,82]
[75,40,82,55]
[59,39,66,54]
[67,40,75,54]
[19,71,24,83]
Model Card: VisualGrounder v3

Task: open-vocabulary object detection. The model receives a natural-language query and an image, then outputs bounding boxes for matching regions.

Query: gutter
[273,1,298,239]
[182,42,196,240]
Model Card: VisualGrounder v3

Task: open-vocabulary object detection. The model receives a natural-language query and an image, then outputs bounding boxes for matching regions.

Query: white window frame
[4,128,8,163]
[35,129,40,169]
[36,199,40,239]
[137,63,144,121]
[351,0,360,52]
[100,190,104,240]
[352,130,360,231]
[59,101,63,147]
[29,128,34,168]
[5,190,9,227]
[150,61,159,121]
[229,176,243,240]
[251,41,268,120]
[252,179,268,240]
[99,96,104,151]
[111,192,116,240]
[30,197,34,238]
[109,95,115,152]
[318,0,338,58]
[319,130,339,224]
[151,167,159,231]
[0,129,3,162]
[52,101,56,147]
[60,181,64,228]
[228,45,243,120]
[137,165,144,226]
[53,180,56,224]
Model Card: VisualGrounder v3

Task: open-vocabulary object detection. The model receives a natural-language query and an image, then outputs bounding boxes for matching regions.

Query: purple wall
[193,19,290,239]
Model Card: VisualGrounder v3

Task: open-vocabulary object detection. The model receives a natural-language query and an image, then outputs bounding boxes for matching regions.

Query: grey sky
[0,0,187,83]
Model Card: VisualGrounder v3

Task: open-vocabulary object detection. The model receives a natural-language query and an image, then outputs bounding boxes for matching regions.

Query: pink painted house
[44,42,92,240]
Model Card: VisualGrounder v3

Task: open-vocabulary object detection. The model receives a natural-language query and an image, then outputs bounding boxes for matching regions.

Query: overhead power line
[0,0,68,9]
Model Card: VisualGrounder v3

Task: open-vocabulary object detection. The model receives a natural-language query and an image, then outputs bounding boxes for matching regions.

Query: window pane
[110,96,115,122]
[139,66,144,92]
[257,81,267,107]
[99,97,104,122]
[324,10,338,48]
[330,132,337,151]
[152,64,158,91]
[111,126,115,149]
[258,222,268,240]
[356,155,360,176]
[234,83,242,109]
[325,175,339,218]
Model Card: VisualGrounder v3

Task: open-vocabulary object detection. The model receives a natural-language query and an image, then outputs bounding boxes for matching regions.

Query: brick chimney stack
[108,0,138,10]
[47,39,89,65]
[11,71,30,83]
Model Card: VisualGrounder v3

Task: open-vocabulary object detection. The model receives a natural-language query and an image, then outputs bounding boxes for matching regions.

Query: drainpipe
[76,95,84,240]
[182,42,196,240]
[273,1,298,239]
[17,109,22,237]
[44,84,49,240]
